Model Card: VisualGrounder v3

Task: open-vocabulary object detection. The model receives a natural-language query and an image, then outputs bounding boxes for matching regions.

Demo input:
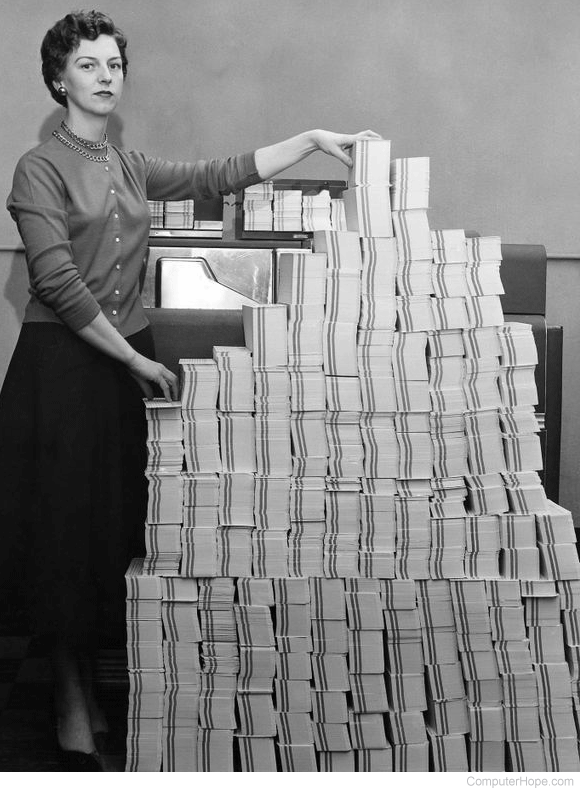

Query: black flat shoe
[58,748,103,772]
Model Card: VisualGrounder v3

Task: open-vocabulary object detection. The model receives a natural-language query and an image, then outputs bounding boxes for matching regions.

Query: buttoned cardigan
[7,136,260,337]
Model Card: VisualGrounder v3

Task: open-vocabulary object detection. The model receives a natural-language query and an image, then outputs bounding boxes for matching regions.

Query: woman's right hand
[127,351,178,401]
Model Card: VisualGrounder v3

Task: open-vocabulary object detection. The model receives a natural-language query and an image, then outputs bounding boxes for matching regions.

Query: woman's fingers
[159,376,172,402]
[128,353,179,402]
[156,368,178,402]
[164,369,179,401]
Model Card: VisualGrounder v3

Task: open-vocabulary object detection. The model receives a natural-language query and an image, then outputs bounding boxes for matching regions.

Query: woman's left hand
[312,129,383,167]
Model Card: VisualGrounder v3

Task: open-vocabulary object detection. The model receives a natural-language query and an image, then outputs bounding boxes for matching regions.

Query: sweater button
[112,310,117,316]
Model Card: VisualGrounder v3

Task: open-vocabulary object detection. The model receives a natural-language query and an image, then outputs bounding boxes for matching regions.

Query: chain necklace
[61,120,108,150]
[52,129,110,163]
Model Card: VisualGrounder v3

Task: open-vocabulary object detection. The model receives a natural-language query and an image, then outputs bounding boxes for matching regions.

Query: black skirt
[0,322,153,649]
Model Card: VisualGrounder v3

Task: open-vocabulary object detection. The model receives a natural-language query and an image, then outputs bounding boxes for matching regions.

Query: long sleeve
[131,150,261,202]
[7,153,102,331]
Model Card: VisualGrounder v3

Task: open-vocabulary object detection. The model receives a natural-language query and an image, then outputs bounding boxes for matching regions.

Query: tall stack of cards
[161,575,200,771]
[450,579,505,770]
[274,578,318,771]
[127,136,580,772]
[196,578,238,770]
[309,579,351,769]
[277,249,327,577]
[125,559,164,771]
[391,156,434,581]
[214,346,256,579]
[328,145,394,581]
[418,580,468,771]
[180,359,221,577]
[243,304,292,577]
[461,236,508,532]
[144,400,184,575]
[523,578,580,771]
[558,580,580,763]
[313,230,365,577]
[485,579,542,772]
[235,579,278,771]
[382,580,429,770]
[346,579,392,771]
[428,230,471,573]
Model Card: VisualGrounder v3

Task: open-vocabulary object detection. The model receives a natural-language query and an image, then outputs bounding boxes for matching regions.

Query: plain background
[1,0,580,516]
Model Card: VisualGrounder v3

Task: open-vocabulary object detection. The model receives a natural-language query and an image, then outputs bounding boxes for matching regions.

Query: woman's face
[55,34,124,120]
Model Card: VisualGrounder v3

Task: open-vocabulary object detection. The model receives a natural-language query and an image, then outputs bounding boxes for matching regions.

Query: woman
[3,9,379,770]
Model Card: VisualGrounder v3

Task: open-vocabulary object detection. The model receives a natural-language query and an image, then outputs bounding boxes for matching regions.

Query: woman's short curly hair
[41,10,128,107]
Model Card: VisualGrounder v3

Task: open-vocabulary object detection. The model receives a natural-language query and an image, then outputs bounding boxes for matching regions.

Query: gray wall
[2,0,580,251]
[2,0,580,512]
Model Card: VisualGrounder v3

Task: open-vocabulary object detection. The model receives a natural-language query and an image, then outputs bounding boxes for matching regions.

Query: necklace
[52,130,110,163]
[61,120,108,150]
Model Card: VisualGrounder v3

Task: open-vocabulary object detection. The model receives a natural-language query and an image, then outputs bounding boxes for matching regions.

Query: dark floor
[0,630,129,772]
